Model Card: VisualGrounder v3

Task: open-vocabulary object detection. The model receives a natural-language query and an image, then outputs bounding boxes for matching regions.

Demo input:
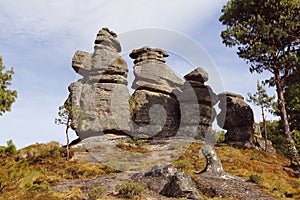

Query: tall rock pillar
[129,47,184,138]
[68,28,132,139]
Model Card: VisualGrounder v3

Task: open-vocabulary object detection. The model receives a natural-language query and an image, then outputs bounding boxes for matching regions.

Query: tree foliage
[220,0,300,169]
[0,56,17,116]
[247,81,275,151]
[55,99,86,160]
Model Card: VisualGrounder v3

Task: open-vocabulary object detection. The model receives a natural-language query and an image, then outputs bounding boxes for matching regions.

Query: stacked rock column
[129,47,184,138]
[68,28,132,139]
[178,67,218,142]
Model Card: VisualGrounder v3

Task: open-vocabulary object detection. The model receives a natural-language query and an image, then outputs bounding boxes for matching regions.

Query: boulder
[71,50,92,77]
[184,66,209,83]
[132,164,201,199]
[160,172,201,199]
[217,92,255,147]
[130,46,183,93]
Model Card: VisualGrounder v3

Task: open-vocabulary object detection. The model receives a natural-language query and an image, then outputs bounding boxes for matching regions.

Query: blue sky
[0,0,276,148]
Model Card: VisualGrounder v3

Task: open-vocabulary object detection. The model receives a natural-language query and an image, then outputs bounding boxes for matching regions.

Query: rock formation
[129,47,183,138]
[67,27,132,139]
[132,164,201,199]
[178,67,218,141]
[217,92,255,147]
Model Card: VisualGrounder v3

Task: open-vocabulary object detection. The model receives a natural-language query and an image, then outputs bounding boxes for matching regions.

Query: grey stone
[180,103,216,125]
[131,89,180,138]
[160,172,202,199]
[200,145,226,176]
[130,47,183,93]
[67,28,132,139]
[72,50,92,77]
[217,92,255,147]
[94,27,121,52]
[144,163,177,178]
[180,83,219,105]
[184,66,209,83]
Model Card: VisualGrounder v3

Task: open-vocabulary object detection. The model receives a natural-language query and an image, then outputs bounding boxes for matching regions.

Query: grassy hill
[0,140,299,199]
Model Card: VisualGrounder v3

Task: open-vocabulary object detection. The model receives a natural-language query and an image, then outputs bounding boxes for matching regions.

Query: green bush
[116,182,146,199]
[88,186,106,200]
[25,181,50,192]
[0,140,18,156]
[173,159,195,171]
[249,174,264,185]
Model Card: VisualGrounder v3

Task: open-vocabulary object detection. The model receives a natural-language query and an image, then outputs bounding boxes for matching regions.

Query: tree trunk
[274,72,300,170]
[261,106,268,152]
[66,119,70,160]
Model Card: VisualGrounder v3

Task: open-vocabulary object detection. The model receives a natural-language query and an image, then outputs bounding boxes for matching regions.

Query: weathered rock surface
[67,27,132,139]
[178,67,218,141]
[132,164,201,199]
[71,134,195,171]
[130,47,183,138]
[160,172,201,199]
[71,50,92,77]
[130,47,183,93]
[184,67,209,83]
[217,92,255,147]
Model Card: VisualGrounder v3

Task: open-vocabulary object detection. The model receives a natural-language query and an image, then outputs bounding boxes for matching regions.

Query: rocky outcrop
[68,27,132,139]
[132,164,201,199]
[178,67,218,141]
[130,47,183,138]
[196,144,275,200]
[217,92,255,147]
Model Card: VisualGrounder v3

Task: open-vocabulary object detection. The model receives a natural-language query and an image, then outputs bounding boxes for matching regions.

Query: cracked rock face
[67,27,132,139]
[178,67,218,141]
[132,164,201,200]
[217,92,255,147]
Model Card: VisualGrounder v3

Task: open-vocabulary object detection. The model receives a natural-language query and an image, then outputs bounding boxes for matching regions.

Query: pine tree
[247,81,275,151]
[0,56,17,116]
[220,0,300,170]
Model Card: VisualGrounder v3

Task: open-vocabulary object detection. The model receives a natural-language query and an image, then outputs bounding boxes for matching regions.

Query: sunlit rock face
[129,47,183,138]
[68,27,132,139]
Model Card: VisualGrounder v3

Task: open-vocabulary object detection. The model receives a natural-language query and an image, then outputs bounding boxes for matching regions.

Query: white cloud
[0,0,226,45]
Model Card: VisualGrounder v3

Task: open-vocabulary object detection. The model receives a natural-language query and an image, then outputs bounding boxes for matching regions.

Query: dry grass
[0,141,299,199]
[174,142,300,199]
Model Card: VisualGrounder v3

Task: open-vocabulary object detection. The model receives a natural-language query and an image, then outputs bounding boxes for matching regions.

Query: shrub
[115,182,146,199]
[173,159,195,171]
[0,140,18,156]
[249,174,264,185]
[88,186,106,200]
[25,181,50,192]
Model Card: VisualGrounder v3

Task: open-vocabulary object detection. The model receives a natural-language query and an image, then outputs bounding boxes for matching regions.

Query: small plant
[173,159,195,172]
[88,186,106,200]
[116,182,146,199]
[25,181,50,192]
[250,154,259,160]
[249,174,264,185]
[216,130,226,144]
[0,140,18,156]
